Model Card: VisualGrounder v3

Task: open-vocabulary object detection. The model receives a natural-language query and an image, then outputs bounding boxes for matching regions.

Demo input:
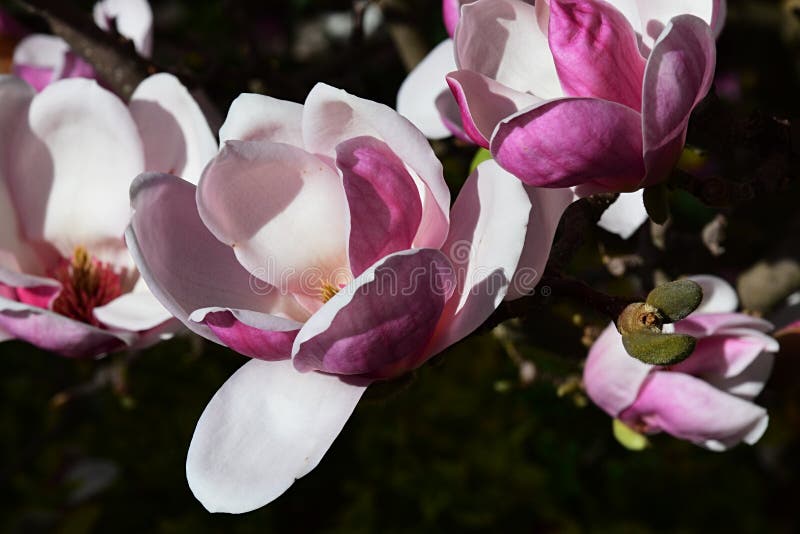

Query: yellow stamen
[320,282,340,303]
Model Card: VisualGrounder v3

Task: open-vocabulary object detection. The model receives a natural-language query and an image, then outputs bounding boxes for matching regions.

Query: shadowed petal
[93,0,154,57]
[219,93,304,146]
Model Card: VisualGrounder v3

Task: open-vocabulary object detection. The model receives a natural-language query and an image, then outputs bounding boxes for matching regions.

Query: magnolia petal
[397,39,457,140]
[189,308,302,361]
[687,274,738,313]
[130,73,218,185]
[636,0,725,49]
[0,296,133,357]
[337,136,423,277]
[219,93,304,146]
[196,141,349,298]
[670,331,778,379]
[11,34,67,91]
[293,249,455,379]
[9,78,144,257]
[506,184,576,300]
[426,160,531,355]
[442,0,465,37]
[93,289,173,332]
[620,370,769,450]
[597,190,648,239]
[446,69,541,147]
[303,83,450,250]
[706,351,774,401]
[127,173,307,342]
[641,15,715,186]
[492,98,645,190]
[93,0,154,57]
[675,313,774,338]
[549,0,646,111]
[186,358,367,514]
[583,323,653,416]
[455,0,562,98]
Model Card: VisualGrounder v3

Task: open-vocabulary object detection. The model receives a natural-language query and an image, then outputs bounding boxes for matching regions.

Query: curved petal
[336,136,422,277]
[583,322,652,416]
[11,34,66,91]
[597,190,648,239]
[492,98,645,190]
[293,249,455,379]
[397,39,457,140]
[507,184,576,300]
[443,0,465,37]
[186,359,367,514]
[620,370,768,450]
[675,313,774,338]
[196,141,348,299]
[219,93,304,146]
[636,0,725,49]
[446,69,541,147]
[189,308,301,361]
[127,173,307,343]
[687,274,737,313]
[706,351,774,401]
[9,78,144,256]
[92,288,173,332]
[130,73,218,185]
[426,160,531,355]
[0,296,133,357]
[549,0,646,111]
[303,83,450,249]
[93,0,154,57]
[641,15,715,186]
[0,77,36,272]
[455,0,562,98]
[670,331,779,379]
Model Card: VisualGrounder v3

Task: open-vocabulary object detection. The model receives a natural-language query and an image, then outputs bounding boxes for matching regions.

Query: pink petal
[397,39,457,140]
[455,0,562,98]
[447,69,541,147]
[491,98,645,190]
[583,322,653,416]
[670,331,779,379]
[549,0,646,111]
[196,141,349,299]
[129,73,218,185]
[186,359,367,513]
[620,370,769,449]
[219,93,304,146]
[507,184,576,300]
[190,308,301,361]
[641,15,715,186]
[0,296,134,357]
[426,161,532,355]
[443,0,466,37]
[93,0,154,57]
[8,78,144,257]
[0,267,61,309]
[674,313,774,338]
[636,0,725,49]
[336,136,423,277]
[11,35,68,91]
[303,83,450,250]
[127,173,308,344]
[293,249,456,379]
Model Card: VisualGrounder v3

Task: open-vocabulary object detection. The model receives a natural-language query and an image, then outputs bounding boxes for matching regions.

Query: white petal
[396,39,456,140]
[93,289,173,332]
[219,93,304,146]
[93,0,154,57]
[130,73,218,185]
[688,275,738,313]
[597,190,648,239]
[186,359,367,514]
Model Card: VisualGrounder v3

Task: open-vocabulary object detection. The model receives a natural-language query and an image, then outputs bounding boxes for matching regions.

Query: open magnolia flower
[126,83,571,513]
[12,0,152,92]
[0,72,217,357]
[446,0,721,192]
[584,275,778,450]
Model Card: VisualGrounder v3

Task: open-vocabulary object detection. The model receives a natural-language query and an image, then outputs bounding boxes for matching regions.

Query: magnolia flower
[0,72,217,357]
[584,275,778,450]
[126,83,569,513]
[397,0,649,239]
[12,0,152,92]
[447,0,721,193]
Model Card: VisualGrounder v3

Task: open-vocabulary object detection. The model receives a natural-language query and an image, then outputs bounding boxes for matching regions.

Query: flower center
[50,246,123,326]
[320,281,340,303]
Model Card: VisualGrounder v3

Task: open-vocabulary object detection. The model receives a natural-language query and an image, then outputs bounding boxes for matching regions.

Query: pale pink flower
[584,275,778,450]
[0,73,217,357]
[12,0,153,92]
[126,83,568,513]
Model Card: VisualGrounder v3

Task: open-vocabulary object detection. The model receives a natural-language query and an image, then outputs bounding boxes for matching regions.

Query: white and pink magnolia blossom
[584,275,778,450]
[0,72,217,357]
[447,0,723,193]
[126,83,569,513]
[12,0,153,92]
